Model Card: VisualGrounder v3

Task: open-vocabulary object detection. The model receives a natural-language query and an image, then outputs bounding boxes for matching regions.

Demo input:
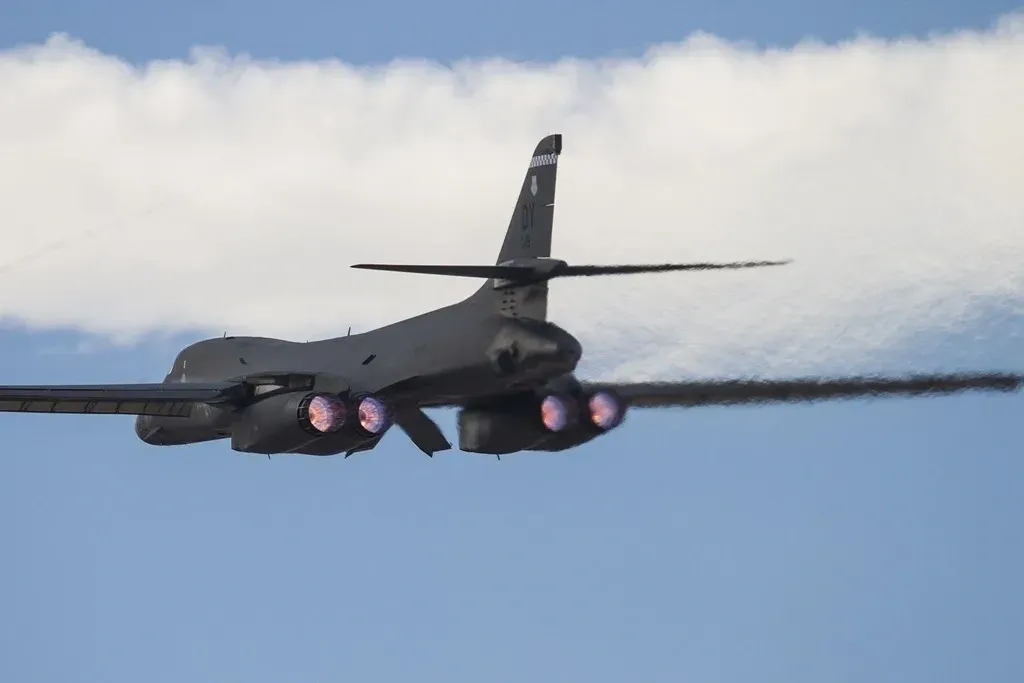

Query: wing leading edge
[0,382,245,417]
[583,372,1024,408]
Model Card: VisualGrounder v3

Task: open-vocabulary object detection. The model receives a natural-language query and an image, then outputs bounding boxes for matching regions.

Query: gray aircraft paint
[1,134,1020,457]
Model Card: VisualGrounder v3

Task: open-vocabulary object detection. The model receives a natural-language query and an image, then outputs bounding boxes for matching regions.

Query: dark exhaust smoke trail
[616,373,1023,408]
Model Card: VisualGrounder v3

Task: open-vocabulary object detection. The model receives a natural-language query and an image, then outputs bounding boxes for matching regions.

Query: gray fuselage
[134,292,582,447]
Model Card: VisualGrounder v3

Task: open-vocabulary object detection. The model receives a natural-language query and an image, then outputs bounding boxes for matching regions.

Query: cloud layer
[2,17,1023,379]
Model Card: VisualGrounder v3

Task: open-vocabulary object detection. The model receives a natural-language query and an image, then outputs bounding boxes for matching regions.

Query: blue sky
[3,0,1022,62]
[2,1,1023,682]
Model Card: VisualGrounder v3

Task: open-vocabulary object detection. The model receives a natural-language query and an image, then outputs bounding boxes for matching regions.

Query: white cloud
[1,16,1023,379]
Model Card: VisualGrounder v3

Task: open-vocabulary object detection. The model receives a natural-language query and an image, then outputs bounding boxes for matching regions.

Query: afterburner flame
[307,394,346,433]
[588,391,623,430]
[540,395,571,432]
[357,396,389,435]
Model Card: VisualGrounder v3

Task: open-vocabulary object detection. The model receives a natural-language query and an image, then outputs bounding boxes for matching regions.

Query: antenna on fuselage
[347,326,351,336]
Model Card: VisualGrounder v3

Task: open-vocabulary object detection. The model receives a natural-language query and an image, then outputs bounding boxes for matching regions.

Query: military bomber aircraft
[1,134,1020,457]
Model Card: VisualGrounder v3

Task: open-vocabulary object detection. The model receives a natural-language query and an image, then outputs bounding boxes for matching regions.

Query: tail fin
[484,133,562,319]
[355,135,563,321]
[350,133,790,321]
[495,134,562,264]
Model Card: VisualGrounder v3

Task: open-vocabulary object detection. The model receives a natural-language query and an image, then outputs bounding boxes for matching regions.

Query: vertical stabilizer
[351,135,563,321]
[482,134,562,320]
[348,133,791,323]
[495,134,561,264]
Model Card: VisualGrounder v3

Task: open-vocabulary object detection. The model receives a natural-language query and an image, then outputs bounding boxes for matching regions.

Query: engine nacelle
[458,389,627,455]
[230,390,391,454]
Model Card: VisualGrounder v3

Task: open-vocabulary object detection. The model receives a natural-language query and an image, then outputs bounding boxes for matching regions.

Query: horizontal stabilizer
[351,263,533,279]
[351,259,790,287]
[551,260,789,276]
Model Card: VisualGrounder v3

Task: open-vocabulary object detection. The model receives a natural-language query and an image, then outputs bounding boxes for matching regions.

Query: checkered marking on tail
[529,153,558,168]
